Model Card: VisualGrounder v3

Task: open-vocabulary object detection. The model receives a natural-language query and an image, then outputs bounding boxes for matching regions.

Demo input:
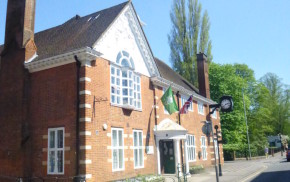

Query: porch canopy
[154,118,187,140]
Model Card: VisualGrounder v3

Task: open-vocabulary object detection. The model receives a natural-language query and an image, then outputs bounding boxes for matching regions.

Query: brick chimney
[3,0,36,60]
[197,53,210,99]
[0,0,36,178]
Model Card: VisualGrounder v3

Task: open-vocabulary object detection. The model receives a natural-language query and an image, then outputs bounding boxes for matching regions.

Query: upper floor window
[48,127,64,174]
[111,51,141,110]
[198,101,204,115]
[181,95,193,112]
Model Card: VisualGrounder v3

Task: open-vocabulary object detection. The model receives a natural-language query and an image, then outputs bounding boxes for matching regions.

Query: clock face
[221,99,231,110]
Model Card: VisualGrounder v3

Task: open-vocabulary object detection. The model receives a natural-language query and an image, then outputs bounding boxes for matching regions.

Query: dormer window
[111,51,141,110]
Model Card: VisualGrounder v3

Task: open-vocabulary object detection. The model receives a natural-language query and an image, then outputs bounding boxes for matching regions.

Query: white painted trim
[80,160,92,164]
[80,131,91,136]
[25,52,38,63]
[80,174,92,179]
[79,90,91,95]
[79,77,91,82]
[79,118,91,122]
[25,47,100,73]
[79,104,91,108]
[80,145,92,150]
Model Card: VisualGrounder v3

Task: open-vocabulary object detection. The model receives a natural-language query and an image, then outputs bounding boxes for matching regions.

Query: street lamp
[214,125,222,176]
[242,88,251,160]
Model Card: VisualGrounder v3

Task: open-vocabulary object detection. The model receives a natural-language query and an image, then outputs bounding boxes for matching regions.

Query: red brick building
[0,1,223,181]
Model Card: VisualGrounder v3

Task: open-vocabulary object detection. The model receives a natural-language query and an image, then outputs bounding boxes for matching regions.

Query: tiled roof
[33,1,128,61]
[154,57,199,94]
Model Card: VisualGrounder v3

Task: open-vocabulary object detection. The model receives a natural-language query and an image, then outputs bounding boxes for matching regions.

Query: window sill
[111,103,142,112]
[134,166,144,169]
[188,160,196,162]
[112,168,125,172]
[198,112,205,115]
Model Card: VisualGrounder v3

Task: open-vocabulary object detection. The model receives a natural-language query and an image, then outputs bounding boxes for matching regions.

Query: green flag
[161,86,178,114]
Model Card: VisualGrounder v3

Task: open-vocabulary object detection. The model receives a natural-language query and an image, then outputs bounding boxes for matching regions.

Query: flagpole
[176,91,184,172]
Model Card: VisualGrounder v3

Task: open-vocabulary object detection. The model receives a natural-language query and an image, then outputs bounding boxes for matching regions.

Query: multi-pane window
[112,128,124,171]
[181,95,193,111]
[187,135,196,161]
[48,128,64,174]
[133,130,144,168]
[201,136,207,160]
[198,102,204,115]
[111,51,141,109]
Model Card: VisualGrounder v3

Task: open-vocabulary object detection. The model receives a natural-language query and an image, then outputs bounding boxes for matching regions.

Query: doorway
[160,140,175,174]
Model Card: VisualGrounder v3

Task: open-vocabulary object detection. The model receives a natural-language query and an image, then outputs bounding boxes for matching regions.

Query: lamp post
[242,88,251,160]
[214,125,222,176]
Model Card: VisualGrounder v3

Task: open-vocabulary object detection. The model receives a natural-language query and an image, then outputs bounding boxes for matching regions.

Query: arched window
[110,51,141,109]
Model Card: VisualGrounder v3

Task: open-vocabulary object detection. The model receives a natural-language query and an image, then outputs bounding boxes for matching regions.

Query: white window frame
[110,65,142,110]
[111,128,125,172]
[187,135,196,162]
[47,127,65,175]
[198,101,204,115]
[133,130,144,169]
[163,88,169,114]
[181,95,193,112]
[201,136,207,160]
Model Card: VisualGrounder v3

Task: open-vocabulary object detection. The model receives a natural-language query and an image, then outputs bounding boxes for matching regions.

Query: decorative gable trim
[125,3,160,77]
[24,47,100,73]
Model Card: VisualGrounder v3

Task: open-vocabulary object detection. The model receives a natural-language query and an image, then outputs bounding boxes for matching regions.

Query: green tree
[168,0,212,87]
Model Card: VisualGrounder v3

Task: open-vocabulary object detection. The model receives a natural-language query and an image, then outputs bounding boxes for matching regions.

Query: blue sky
[0,0,289,85]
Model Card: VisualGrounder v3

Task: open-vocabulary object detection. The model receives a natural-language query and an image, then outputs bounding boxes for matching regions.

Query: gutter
[74,55,81,176]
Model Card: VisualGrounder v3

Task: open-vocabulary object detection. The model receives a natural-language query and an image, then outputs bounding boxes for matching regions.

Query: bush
[189,165,205,174]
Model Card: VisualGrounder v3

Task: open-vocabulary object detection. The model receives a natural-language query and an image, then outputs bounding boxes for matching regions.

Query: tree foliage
[168,0,212,87]
[209,63,290,157]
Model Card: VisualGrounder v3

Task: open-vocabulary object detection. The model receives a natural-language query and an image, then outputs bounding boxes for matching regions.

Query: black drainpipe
[176,91,184,166]
[74,55,81,177]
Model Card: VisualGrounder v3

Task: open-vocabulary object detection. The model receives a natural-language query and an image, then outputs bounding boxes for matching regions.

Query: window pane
[111,95,115,103]
[49,151,55,173]
[137,85,140,92]
[129,80,133,87]
[112,130,117,147]
[123,98,128,105]
[117,96,120,104]
[122,51,129,57]
[121,59,130,67]
[139,149,143,166]
[130,98,133,105]
[137,77,140,83]
[57,151,63,173]
[118,130,123,146]
[49,131,55,148]
[116,52,122,64]
[111,87,115,94]
[129,71,132,78]
[122,71,127,78]
[134,132,137,146]
[111,67,115,75]
[57,130,63,148]
[113,149,118,169]
[118,149,123,168]
[123,89,128,96]
[111,77,115,84]
[134,149,138,167]
[117,69,120,76]
[116,78,120,86]
[122,80,128,87]
[129,89,133,96]
[138,132,142,146]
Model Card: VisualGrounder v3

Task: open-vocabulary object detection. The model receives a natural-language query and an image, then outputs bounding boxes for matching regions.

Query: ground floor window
[48,127,64,174]
[133,130,144,168]
[201,136,207,160]
[187,135,196,161]
[112,128,124,171]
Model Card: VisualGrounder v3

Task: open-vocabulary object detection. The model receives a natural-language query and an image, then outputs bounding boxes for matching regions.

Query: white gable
[93,3,159,77]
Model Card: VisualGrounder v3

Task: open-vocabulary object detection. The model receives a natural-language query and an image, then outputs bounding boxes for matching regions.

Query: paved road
[249,156,290,182]
[163,153,289,182]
